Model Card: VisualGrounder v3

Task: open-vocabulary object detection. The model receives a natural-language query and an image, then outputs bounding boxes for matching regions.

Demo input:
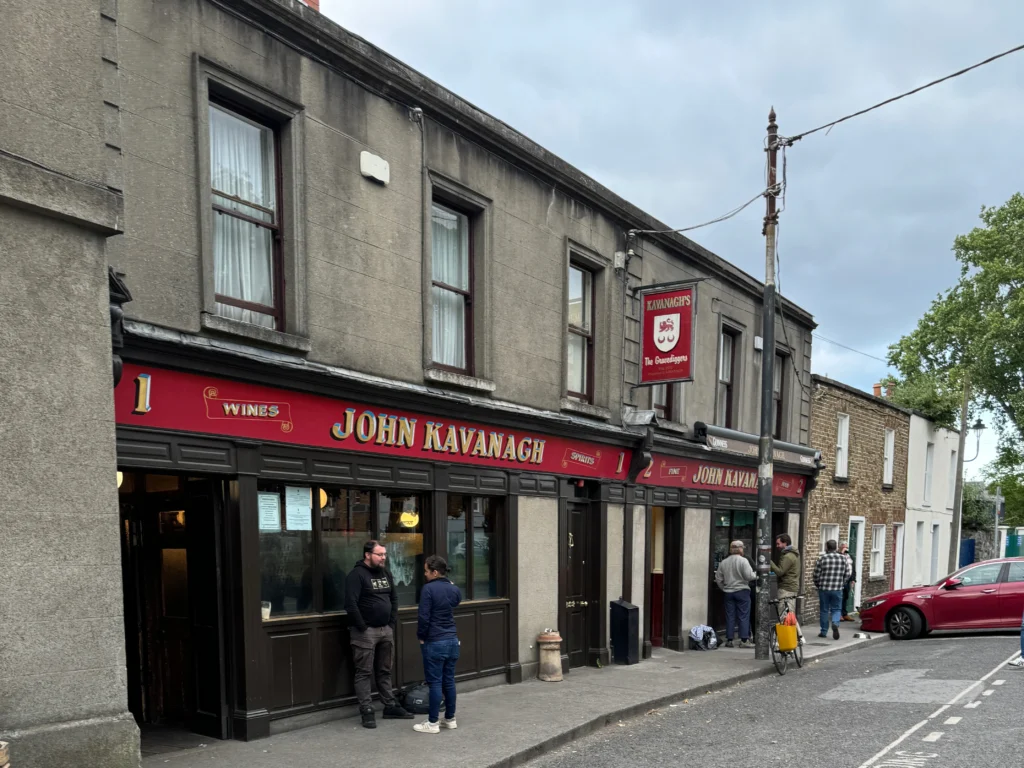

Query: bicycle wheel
[769,626,788,675]
[793,639,804,668]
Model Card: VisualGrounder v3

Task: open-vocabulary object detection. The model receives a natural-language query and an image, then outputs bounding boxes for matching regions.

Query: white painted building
[901,414,959,587]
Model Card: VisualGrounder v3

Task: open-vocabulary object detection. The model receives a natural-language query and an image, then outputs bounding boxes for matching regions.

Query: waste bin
[610,599,639,665]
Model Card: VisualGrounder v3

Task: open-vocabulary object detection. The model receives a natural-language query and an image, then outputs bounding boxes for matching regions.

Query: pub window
[209,103,282,329]
[446,496,506,600]
[717,328,738,429]
[567,263,594,402]
[773,353,786,439]
[257,482,427,618]
[431,202,473,372]
[652,383,674,421]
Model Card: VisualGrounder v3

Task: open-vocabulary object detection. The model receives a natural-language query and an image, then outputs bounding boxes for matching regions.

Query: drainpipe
[412,107,431,371]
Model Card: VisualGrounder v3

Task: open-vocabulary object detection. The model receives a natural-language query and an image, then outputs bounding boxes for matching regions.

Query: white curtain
[210,105,277,328]
[431,204,469,368]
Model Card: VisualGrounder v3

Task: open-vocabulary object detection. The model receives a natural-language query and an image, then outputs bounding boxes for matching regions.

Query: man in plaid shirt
[814,539,852,640]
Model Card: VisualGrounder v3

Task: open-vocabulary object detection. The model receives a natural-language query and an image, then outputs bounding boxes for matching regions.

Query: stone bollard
[537,630,563,681]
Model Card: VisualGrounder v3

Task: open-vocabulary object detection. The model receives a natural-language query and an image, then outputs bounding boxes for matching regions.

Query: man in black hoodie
[345,540,414,728]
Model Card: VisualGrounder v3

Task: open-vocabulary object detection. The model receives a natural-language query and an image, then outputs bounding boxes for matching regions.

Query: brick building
[802,376,910,623]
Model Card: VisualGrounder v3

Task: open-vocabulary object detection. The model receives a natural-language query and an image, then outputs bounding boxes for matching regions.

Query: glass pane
[717,382,729,426]
[712,512,731,573]
[209,104,276,211]
[720,333,733,382]
[431,204,470,290]
[652,384,666,408]
[568,266,590,331]
[379,493,424,605]
[214,213,275,328]
[320,488,373,612]
[567,331,587,394]
[432,285,466,369]
[472,497,503,599]
[447,496,469,595]
[212,192,273,224]
[960,563,1001,586]
[161,548,189,618]
[773,356,783,394]
[258,483,314,617]
[1007,562,1024,583]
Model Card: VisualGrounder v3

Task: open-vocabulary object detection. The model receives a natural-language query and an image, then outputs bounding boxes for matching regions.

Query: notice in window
[285,486,313,531]
[258,492,281,532]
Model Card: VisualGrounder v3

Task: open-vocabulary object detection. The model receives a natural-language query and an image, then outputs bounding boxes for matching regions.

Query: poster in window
[284,486,313,531]
[258,492,281,532]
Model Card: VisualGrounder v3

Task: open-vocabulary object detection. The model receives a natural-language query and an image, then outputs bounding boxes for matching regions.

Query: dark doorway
[564,501,592,668]
[649,506,665,647]
[118,472,230,741]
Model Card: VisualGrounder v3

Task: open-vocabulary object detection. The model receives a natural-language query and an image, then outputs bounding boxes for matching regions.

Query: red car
[858,557,1024,640]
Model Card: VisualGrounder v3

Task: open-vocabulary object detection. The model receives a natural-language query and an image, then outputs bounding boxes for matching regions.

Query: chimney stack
[872,383,882,397]
[298,0,320,11]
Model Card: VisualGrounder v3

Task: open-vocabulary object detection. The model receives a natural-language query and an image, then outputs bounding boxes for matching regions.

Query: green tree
[880,373,961,429]
[960,481,993,532]
[888,192,1024,470]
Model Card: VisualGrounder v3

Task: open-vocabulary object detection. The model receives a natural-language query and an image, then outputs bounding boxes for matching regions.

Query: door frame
[892,523,905,590]
[847,516,866,611]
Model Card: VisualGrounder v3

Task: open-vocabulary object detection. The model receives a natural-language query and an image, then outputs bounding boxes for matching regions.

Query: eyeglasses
[372,550,387,557]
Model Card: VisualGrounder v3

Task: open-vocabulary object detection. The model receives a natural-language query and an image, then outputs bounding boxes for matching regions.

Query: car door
[931,562,1004,628]
[998,561,1024,627]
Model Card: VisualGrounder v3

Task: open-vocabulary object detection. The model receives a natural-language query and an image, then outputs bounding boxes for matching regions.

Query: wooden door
[185,479,229,739]
[565,502,591,668]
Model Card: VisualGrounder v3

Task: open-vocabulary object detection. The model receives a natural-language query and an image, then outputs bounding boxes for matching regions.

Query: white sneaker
[1007,657,1024,668]
[440,716,457,729]
[413,719,440,734]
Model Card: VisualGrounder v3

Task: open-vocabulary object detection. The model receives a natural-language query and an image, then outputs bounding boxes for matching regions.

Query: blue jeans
[421,638,460,723]
[723,590,751,641]
[819,590,843,634]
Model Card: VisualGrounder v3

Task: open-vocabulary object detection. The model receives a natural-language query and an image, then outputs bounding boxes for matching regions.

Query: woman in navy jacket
[413,554,463,733]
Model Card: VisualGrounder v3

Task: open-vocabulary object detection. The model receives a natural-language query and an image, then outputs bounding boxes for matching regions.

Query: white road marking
[928,705,949,719]
[922,732,944,742]
[992,679,1005,686]
[982,689,994,696]
[856,648,1022,768]
[943,717,962,725]
[964,701,981,709]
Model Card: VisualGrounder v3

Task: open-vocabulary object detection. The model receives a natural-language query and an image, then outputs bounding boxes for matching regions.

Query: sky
[320,0,1023,475]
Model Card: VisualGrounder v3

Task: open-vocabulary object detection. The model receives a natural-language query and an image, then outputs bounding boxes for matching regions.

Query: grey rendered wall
[630,505,646,635]
[517,496,559,679]
[605,503,624,645]
[681,508,712,632]
[0,1,138,766]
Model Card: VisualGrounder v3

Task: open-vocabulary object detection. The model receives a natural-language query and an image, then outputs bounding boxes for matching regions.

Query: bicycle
[767,596,804,675]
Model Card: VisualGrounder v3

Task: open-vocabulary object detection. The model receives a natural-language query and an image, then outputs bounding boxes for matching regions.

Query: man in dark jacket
[771,534,805,645]
[345,540,414,728]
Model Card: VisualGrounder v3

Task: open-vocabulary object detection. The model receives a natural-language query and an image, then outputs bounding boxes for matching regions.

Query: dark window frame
[567,262,596,403]
[256,482,430,616]
[208,98,286,331]
[652,383,675,421]
[718,327,738,429]
[445,494,507,601]
[773,352,787,440]
[430,200,475,375]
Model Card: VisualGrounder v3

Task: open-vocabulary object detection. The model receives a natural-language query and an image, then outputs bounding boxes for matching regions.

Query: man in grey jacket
[715,541,756,648]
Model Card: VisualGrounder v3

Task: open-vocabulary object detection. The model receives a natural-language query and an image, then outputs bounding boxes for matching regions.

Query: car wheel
[887,606,923,640]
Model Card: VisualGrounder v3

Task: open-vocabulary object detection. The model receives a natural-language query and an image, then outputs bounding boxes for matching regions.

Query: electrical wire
[784,42,1024,145]
[812,333,890,363]
[773,222,810,394]
[629,188,770,236]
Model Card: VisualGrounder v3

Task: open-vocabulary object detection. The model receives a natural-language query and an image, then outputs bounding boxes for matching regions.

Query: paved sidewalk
[145,632,884,768]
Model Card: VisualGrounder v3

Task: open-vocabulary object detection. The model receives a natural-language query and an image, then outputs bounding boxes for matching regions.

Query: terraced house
[0,1,819,765]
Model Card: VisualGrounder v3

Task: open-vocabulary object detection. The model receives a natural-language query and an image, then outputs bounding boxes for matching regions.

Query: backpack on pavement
[688,624,719,650]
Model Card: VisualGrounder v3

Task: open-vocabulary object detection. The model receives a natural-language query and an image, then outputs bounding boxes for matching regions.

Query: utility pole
[755,108,779,661]
[947,378,970,573]
[994,484,1003,557]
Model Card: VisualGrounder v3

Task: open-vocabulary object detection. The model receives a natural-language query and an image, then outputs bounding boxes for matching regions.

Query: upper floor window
[835,413,850,479]
[652,383,674,421]
[717,329,737,429]
[924,442,935,504]
[209,103,281,329]
[431,202,473,372]
[883,428,895,486]
[948,450,958,508]
[772,353,786,439]
[567,264,594,401]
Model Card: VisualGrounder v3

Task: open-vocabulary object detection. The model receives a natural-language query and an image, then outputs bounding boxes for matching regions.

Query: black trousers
[841,581,852,616]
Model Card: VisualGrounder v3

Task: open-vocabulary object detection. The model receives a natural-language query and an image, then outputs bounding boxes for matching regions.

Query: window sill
[201,313,311,353]
[882,483,894,492]
[655,418,688,435]
[424,367,496,394]
[832,475,849,485]
[869,575,887,583]
[560,397,612,421]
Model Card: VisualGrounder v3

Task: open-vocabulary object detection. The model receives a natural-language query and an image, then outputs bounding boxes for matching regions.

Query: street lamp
[966,419,985,463]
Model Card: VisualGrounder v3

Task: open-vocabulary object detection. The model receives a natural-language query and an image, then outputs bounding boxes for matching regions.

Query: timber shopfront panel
[113,363,635,739]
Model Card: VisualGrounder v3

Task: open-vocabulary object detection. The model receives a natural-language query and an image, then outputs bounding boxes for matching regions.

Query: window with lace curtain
[431,202,473,372]
[209,103,281,329]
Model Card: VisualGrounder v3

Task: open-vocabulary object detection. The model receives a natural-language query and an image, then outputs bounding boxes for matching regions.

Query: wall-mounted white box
[360,151,390,185]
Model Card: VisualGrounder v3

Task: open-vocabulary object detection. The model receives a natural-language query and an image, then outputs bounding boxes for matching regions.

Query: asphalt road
[526,632,1023,768]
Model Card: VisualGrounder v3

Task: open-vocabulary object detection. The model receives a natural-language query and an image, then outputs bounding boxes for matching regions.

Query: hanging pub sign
[638,282,697,385]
